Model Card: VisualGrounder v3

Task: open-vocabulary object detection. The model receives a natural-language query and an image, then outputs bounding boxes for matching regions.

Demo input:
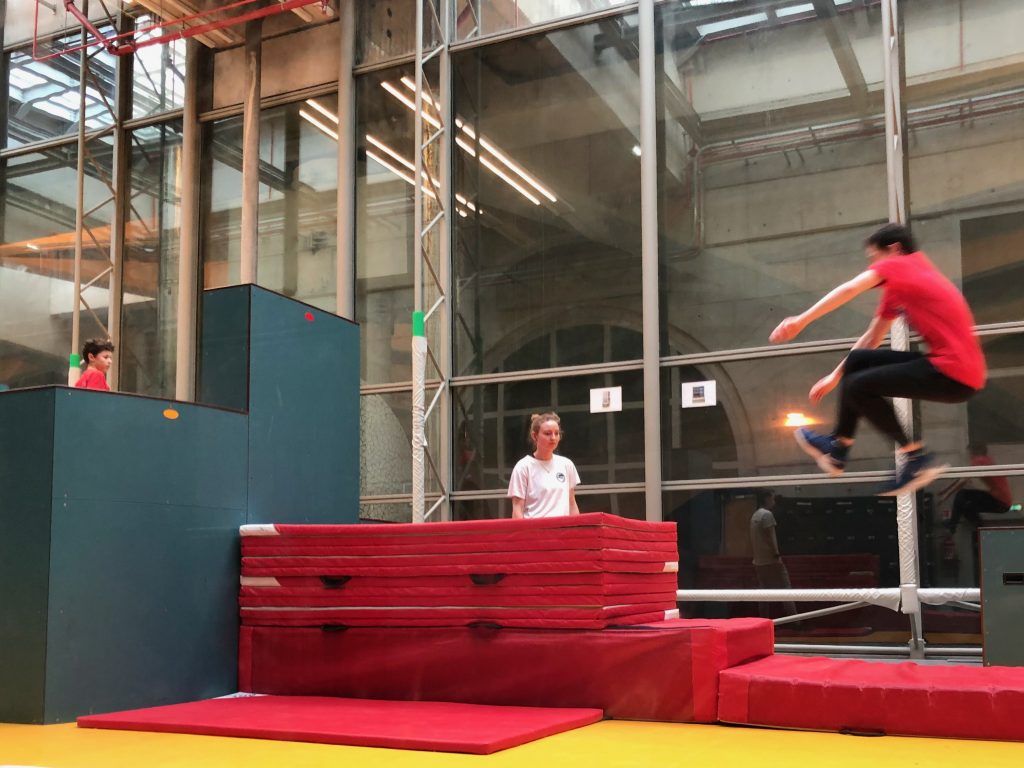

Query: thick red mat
[240,572,679,591]
[239,618,773,722]
[718,655,1024,741]
[242,512,674,538]
[242,531,677,556]
[77,695,603,754]
[239,607,680,629]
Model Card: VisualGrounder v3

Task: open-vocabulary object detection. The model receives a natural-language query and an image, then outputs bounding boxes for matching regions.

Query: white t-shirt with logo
[507,454,581,518]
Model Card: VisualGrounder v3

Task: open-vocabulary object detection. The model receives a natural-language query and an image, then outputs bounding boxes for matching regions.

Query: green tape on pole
[412,311,425,338]
[69,353,81,368]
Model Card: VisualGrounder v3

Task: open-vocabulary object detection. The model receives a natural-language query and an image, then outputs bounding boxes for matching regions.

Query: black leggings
[835,350,976,445]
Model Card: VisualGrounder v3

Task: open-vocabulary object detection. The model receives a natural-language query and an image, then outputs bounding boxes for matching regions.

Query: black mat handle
[319,575,352,589]
[469,573,506,585]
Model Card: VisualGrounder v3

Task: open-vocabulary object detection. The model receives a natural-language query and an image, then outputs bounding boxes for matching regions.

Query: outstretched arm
[770,270,883,343]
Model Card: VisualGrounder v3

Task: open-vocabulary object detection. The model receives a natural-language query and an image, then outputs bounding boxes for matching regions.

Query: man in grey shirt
[750,489,796,618]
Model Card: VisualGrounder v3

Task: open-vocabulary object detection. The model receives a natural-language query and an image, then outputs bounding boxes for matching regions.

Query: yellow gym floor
[2,719,1021,768]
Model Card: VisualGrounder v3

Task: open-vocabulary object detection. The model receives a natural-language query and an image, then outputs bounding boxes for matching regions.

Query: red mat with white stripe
[718,654,1024,741]
[77,695,604,754]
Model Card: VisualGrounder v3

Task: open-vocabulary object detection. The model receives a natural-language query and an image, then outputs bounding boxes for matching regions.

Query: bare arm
[569,488,580,516]
[770,270,883,343]
[511,497,525,519]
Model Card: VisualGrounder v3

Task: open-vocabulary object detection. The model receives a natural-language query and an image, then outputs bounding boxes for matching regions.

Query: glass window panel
[452,491,644,521]
[918,333,1024,467]
[903,0,1024,326]
[356,66,415,385]
[361,390,413,496]
[454,369,645,492]
[656,1,888,355]
[667,486,911,646]
[360,501,412,523]
[119,121,183,399]
[257,98,339,311]
[0,144,112,389]
[201,116,243,288]
[7,32,117,149]
[128,13,187,119]
[455,0,633,41]
[201,101,338,311]
[661,350,899,481]
[453,15,643,376]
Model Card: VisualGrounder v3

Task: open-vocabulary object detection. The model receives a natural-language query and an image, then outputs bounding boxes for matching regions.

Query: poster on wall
[682,380,716,408]
[590,386,622,413]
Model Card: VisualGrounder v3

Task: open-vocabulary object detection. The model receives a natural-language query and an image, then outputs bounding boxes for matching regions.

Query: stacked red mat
[239,512,680,629]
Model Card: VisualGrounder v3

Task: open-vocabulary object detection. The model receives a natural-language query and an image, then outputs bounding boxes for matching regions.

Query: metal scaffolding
[411,0,451,523]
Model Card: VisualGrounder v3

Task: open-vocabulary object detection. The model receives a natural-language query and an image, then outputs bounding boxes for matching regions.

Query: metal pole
[175,40,202,402]
[639,0,662,521]
[438,0,452,522]
[882,0,924,657]
[69,0,90,386]
[239,19,263,285]
[107,13,133,391]
[336,0,356,320]
[412,0,426,523]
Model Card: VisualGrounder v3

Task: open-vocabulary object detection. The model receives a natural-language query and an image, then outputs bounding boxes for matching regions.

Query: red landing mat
[239,618,774,723]
[718,655,1024,741]
[242,512,675,538]
[77,695,603,755]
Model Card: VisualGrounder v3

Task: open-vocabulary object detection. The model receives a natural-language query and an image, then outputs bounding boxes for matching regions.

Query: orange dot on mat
[163,408,179,420]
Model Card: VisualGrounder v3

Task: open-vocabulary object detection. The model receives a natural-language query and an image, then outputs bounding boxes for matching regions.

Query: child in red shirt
[769,223,985,496]
[75,339,114,391]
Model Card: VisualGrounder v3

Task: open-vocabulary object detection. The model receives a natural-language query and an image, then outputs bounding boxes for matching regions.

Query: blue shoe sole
[876,463,949,497]
[794,430,844,476]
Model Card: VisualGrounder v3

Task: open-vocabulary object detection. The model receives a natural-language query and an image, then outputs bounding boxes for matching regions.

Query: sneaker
[876,451,948,496]
[794,428,847,476]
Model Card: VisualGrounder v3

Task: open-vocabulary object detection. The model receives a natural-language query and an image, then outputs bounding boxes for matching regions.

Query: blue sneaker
[794,428,847,476]
[877,451,948,496]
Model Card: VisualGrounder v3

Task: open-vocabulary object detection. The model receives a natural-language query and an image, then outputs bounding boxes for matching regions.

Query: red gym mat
[77,695,603,754]
[242,531,678,556]
[242,512,675,538]
[239,572,679,593]
[239,607,680,629]
[718,655,1024,741]
[239,618,774,722]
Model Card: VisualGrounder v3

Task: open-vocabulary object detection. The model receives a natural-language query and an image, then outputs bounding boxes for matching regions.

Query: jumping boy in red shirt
[75,338,114,391]
[769,223,986,496]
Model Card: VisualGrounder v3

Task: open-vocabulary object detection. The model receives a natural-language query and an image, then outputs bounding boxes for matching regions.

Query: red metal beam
[33,0,329,60]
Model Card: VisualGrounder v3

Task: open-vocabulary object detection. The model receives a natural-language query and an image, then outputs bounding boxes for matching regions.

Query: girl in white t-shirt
[507,412,581,519]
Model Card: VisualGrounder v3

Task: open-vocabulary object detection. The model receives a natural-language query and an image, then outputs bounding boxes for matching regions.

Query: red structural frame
[33,0,329,60]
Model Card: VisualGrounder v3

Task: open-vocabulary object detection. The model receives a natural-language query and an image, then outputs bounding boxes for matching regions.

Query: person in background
[750,489,797,618]
[939,443,1012,585]
[508,412,581,519]
[75,339,114,391]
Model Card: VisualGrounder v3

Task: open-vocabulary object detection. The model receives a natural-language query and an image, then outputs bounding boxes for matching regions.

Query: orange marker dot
[163,408,179,420]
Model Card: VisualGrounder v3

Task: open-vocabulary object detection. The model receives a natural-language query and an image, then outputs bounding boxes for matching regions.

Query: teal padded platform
[0,388,248,723]
[1,286,360,723]
[199,285,360,525]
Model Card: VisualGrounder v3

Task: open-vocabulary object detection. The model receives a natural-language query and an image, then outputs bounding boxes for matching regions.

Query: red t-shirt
[970,454,1012,507]
[870,251,986,390]
[75,368,110,391]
